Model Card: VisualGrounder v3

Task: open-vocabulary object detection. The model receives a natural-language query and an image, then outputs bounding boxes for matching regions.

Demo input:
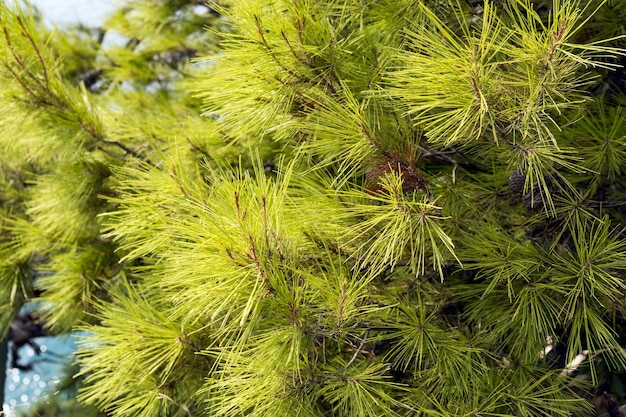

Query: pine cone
[508,169,526,195]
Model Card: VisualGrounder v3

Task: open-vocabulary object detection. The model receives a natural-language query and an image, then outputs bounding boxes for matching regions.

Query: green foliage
[2,0,626,416]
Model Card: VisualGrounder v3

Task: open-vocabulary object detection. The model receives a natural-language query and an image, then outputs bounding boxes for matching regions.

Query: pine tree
[2,0,626,416]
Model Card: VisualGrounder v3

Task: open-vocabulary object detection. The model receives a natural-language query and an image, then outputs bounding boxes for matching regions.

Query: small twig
[98,139,153,166]
[2,25,26,69]
[254,15,302,81]
[2,62,39,102]
[589,200,626,208]
[419,145,458,166]
[185,136,211,160]
[16,15,48,89]
[280,29,313,68]
[343,329,370,371]
[291,0,306,46]
[308,329,371,387]
[358,121,382,152]
[545,18,568,69]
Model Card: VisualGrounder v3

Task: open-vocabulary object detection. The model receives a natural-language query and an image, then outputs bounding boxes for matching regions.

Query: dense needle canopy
[2,0,626,416]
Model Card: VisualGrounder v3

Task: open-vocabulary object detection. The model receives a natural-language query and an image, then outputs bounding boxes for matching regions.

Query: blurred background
[30,0,114,27]
[2,4,116,416]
